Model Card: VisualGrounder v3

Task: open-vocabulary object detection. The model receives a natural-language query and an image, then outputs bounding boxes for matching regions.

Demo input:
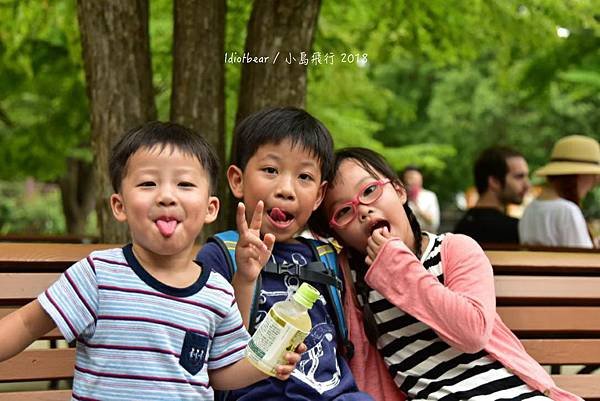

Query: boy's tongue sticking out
[156,218,178,237]
[269,208,288,222]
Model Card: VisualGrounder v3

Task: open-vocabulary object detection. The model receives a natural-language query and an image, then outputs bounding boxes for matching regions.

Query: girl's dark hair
[548,175,580,205]
[311,147,423,259]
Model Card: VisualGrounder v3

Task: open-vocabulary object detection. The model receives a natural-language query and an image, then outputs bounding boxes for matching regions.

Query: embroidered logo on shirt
[179,331,209,375]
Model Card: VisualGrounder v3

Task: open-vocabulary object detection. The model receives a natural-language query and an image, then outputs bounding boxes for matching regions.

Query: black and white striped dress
[355,233,551,401]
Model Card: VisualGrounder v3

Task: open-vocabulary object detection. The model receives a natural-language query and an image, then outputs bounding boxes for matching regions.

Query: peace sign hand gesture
[234,201,276,283]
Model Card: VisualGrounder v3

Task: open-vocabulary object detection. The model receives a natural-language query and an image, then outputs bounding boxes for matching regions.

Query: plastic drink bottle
[245,282,320,376]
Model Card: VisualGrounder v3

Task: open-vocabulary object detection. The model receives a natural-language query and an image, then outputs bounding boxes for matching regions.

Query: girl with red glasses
[311,147,581,401]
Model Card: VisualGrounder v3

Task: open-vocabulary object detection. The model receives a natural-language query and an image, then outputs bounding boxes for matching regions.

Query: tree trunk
[58,158,96,236]
[77,0,157,243]
[235,0,322,124]
[171,0,227,240]
[230,0,321,227]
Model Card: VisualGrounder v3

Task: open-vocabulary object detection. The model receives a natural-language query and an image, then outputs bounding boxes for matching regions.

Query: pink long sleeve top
[363,233,582,401]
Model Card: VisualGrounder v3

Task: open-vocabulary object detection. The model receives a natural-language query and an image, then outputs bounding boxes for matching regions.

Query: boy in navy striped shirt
[0,121,302,401]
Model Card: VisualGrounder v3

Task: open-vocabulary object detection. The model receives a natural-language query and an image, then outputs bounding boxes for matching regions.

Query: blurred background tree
[0,0,598,238]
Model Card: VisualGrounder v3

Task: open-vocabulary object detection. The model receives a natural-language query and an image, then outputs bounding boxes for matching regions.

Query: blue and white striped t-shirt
[38,244,250,401]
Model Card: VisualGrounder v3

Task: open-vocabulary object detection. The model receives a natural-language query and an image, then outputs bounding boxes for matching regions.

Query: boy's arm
[0,300,56,362]
[233,201,275,328]
[209,345,304,390]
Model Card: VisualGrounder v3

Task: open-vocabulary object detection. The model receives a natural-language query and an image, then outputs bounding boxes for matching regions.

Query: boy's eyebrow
[130,166,203,175]
[261,152,320,169]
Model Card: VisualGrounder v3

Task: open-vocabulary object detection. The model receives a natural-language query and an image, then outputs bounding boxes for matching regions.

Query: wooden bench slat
[551,375,600,401]
[0,273,61,302]
[521,339,600,364]
[0,390,71,401]
[0,243,114,267]
[487,251,600,274]
[495,276,600,305]
[0,349,74,382]
[498,306,600,334]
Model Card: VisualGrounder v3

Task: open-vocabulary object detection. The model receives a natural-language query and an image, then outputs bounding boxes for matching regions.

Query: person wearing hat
[519,135,600,248]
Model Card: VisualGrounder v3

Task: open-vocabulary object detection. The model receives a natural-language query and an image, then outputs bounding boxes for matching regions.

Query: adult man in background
[454,146,530,244]
[402,166,440,233]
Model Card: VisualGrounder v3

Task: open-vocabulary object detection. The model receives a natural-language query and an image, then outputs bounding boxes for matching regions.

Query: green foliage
[150,0,173,120]
[2,0,599,233]
[0,181,65,234]
[583,187,600,219]
[224,0,253,154]
[0,0,90,182]
[311,0,600,206]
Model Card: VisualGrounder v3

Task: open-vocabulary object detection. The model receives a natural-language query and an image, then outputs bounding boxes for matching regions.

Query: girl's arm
[0,300,57,361]
[209,346,304,390]
[365,234,496,353]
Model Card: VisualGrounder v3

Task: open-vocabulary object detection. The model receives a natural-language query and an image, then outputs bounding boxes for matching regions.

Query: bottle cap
[293,283,320,309]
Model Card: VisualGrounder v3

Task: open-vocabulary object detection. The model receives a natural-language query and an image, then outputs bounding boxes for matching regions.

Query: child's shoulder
[204,267,237,297]
[77,247,126,270]
[88,247,125,260]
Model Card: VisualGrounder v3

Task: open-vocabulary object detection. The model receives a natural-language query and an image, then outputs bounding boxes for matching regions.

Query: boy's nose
[157,187,177,206]
[275,176,295,200]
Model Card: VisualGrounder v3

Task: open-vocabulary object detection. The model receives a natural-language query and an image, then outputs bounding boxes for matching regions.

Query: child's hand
[235,201,276,282]
[365,226,392,266]
[274,342,307,380]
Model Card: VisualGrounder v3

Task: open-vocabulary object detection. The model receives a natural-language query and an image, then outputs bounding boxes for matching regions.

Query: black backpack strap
[247,274,262,334]
[207,232,237,280]
[295,237,352,359]
[262,260,342,289]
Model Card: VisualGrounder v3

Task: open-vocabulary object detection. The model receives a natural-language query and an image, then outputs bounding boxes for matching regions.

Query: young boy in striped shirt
[0,121,302,401]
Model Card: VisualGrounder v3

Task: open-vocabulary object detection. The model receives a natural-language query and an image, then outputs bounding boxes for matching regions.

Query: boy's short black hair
[232,107,334,182]
[109,121,220,194]
[474,146,524,194]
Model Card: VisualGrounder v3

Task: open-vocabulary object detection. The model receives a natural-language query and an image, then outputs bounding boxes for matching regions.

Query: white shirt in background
[519,198,593,248]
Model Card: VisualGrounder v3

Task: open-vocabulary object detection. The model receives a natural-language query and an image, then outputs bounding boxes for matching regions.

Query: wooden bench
[1,244,599,399]
[0,243,114,401]
[487,250,600,400]
[0,234,99,244]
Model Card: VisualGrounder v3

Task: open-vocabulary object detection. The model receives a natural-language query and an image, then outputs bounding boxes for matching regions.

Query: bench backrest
[0,244,598,399]
[487,250,600,400]
[0,243,116,390]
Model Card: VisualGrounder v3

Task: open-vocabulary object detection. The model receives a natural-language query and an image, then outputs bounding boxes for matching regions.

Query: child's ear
[110,193,128,222]
[203,196,220,224]
[227,165,244,199]
[312,181,328,211]
[393,182,408,204]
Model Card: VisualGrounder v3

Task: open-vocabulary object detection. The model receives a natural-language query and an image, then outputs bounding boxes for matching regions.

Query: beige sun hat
[535,135,600,176]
